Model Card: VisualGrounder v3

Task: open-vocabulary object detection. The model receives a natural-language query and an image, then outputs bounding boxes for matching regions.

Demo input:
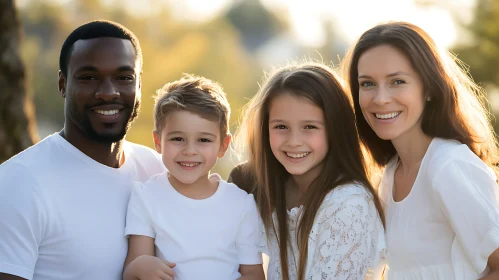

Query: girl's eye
[359,81,375,87]
[274,125,287,129]
[394,79,406,85]
[170,137,184,142]
[304,125,317,129]
[199,138,212,143]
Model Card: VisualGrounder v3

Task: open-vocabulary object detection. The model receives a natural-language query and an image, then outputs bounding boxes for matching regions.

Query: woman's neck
[391,129,433,171]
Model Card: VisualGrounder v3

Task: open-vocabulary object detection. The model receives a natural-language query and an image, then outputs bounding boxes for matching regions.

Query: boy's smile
[153,110,230,196]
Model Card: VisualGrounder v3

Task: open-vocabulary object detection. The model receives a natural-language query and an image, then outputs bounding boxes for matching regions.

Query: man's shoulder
[124,141,165,180]
[0,134,59,177]
[125,141,160,160]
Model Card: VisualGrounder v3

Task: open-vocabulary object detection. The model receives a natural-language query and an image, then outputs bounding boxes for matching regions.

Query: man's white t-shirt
[125,171,262,280]
[0,134,165,280]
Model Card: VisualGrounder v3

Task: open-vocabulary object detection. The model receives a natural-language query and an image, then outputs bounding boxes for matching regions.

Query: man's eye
[78,75,96,80]
[117,75,134,81]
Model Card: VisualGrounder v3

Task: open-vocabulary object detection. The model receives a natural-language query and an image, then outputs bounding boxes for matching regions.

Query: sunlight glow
[261,0,468,49]
[166,0,233,22]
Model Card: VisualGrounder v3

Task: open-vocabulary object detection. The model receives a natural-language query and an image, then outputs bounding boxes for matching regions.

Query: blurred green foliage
[17,0,499,177]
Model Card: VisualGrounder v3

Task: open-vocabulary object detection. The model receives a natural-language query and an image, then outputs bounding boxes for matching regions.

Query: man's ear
[58,71,66,98]
[152,130,162,154]
[217,134,232,158]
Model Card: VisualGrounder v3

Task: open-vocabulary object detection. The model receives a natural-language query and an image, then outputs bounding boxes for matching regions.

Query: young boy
[122,75,264,280]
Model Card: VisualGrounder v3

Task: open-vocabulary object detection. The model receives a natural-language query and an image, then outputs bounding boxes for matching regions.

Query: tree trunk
[0,0,38,163]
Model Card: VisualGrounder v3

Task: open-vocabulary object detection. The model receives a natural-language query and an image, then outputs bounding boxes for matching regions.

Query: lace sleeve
[307,191,379,280]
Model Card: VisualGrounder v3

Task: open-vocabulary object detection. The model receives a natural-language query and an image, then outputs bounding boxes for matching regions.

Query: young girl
[343,21,499,279]
[233,62,386,279]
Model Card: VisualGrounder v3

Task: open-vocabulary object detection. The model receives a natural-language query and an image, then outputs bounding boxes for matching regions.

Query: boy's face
[153,110,231,188]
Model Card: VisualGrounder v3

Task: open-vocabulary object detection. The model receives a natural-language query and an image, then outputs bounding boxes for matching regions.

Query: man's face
[59,37,141,143]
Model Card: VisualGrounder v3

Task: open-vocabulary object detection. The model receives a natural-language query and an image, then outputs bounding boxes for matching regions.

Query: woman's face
[357,44,426,142]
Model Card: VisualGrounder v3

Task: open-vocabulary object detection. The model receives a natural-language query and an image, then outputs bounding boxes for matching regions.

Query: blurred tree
[0,0,38,163]
[452,0,499,131]
[453,0,499,86]
[226,0,284,51]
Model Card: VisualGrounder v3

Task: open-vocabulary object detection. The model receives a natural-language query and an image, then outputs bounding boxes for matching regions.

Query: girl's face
[357,44,426,142]
[268,93,328,181]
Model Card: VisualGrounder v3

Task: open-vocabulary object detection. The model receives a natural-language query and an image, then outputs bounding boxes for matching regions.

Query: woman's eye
[394,79,406,85]
[360,81,374,87]
[274,125,287,129]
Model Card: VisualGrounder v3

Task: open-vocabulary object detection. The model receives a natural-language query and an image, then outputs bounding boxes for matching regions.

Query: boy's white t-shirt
[0,134,166,280]
[125,171,262,280]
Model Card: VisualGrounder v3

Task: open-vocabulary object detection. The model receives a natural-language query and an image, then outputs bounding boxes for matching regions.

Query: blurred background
[1,0,498,178]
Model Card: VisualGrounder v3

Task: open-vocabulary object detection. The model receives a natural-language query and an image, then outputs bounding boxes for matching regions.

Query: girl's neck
[391,128,433,171]
[285,162,324,209]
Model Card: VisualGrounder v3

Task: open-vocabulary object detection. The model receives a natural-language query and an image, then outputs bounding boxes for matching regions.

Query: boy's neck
[168,172,219,200]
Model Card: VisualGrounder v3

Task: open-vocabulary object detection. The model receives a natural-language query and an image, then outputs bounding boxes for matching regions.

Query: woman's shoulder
[425,138,489,173]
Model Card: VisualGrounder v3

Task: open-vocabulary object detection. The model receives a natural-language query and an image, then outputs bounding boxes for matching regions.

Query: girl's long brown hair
[342,21,499,171]
[235,62,384,280]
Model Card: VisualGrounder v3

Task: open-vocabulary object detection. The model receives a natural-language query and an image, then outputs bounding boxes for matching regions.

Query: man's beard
[76,100,141,143]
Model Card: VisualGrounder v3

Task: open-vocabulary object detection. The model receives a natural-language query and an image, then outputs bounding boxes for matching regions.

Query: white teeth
[286,152,310,159]
[95,110,119,116]
[375,112,401,119]
[179,162,199,167]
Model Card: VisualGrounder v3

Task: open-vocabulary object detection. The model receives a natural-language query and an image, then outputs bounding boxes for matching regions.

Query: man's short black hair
[59,20,142,77]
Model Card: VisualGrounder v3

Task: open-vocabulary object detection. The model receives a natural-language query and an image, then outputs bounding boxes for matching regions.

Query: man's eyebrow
[74,66,135,72]
[117,66,135,72]
[74,66,98,72]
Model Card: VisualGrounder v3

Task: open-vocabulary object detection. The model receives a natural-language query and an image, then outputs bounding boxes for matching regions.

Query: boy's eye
[274,125,287,129]
[359,81,375,87]
[199,138,212,143]
[170,137,184,142]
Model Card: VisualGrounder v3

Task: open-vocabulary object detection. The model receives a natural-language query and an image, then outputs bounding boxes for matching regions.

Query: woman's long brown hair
[342,21,499,171]
[235,62,385,280]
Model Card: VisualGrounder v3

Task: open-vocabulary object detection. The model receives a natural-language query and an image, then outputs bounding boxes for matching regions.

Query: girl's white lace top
[261,183,387,280]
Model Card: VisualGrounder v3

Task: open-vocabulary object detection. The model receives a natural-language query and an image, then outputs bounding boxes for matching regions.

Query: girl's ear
[218,134,232,158]
[152,130,162,153]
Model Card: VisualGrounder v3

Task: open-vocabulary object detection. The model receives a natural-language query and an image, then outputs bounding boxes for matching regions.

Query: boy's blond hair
[154,74,231,138]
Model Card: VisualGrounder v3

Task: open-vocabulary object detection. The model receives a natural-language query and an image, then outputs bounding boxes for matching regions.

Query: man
[0,20,165,280]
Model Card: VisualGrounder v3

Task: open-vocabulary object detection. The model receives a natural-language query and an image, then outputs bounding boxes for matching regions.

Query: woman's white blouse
[379,138,499,279]
[262,183,387,280]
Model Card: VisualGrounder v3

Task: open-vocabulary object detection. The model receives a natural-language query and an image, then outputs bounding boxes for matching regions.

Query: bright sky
[26,0,477,49]
[165,0,477,49]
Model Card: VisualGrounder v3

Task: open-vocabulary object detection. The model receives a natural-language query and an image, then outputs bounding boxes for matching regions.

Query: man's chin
[86,127,128,143]
[92,133,127,143]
